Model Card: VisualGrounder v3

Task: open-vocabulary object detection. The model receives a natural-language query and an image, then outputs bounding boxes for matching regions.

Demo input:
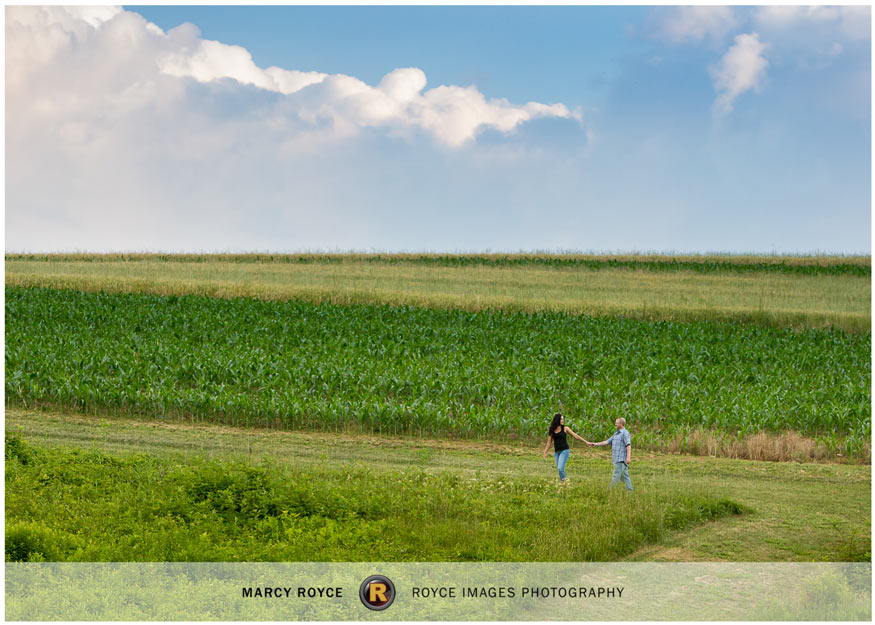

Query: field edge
[6,402,869,464]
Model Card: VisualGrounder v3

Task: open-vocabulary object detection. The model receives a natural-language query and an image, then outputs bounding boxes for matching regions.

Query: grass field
[5,254,870,331]
[5,408,870,562]
[5,253,871,565]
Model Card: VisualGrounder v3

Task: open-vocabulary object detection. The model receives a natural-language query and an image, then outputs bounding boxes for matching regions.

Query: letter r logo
[359,575,395,611]
[369,583,387,603]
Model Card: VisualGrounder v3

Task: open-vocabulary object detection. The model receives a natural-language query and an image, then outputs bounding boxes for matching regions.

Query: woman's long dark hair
[549,413,563,436]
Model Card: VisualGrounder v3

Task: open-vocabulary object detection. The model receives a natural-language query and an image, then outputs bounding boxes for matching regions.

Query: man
[588,418,633,491]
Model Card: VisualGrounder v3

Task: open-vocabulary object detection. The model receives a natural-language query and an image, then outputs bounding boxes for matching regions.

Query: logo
[359,575,396,611]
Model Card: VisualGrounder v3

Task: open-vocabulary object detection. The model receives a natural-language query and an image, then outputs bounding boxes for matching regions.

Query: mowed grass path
[6,257,870,331]
[6,409,870,562]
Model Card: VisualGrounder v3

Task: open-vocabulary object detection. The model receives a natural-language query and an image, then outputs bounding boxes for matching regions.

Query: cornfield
[5,286,870,456]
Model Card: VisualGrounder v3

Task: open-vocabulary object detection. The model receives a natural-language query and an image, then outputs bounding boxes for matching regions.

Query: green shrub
[5,522,78,561]
[6,431,37,465]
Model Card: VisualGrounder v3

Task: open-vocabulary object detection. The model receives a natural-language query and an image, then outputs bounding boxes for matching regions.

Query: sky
[5,4,872,254]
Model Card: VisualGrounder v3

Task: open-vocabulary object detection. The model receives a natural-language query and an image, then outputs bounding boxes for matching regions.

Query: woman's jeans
[554,449,570,481]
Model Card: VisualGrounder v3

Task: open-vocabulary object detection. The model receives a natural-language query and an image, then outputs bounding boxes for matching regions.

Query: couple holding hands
[541,412,633,490]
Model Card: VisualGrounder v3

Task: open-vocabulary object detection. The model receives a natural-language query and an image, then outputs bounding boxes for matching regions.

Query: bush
[6,431,37,465]
[5,522,77,561]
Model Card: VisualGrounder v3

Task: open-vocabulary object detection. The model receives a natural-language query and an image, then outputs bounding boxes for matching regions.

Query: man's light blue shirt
[609,428,631,463]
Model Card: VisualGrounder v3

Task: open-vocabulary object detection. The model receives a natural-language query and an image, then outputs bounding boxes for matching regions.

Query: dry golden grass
[662,428,869,463]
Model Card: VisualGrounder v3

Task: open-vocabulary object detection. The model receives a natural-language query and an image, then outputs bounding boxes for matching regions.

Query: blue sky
[6,5,871,253]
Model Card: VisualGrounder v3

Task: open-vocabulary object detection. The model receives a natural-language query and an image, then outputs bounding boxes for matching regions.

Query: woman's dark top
[552,427,569,453]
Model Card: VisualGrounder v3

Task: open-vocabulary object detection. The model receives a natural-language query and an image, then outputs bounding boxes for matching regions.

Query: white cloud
[650,5,868,120]
[379,67,428,103]
[744,5,868,81]
[7,6,575,149]
[755,6,834,26]
[655,6,739,45]
[160,35,329,95]
[754,6,870,40]
[709,33,769,116]
[5,5,586,252]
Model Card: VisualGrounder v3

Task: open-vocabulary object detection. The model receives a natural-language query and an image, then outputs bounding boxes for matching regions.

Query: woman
[542,412,589,485]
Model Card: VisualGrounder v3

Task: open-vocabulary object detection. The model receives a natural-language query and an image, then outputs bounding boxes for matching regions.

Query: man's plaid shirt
[608,428,631,463]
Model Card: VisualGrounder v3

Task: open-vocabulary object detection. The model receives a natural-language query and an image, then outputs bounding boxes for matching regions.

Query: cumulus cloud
[7,6,575,148]
[709,33,769,116]
[6,5,587,252]
[654,6,739,45]
[160,34,329,95]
